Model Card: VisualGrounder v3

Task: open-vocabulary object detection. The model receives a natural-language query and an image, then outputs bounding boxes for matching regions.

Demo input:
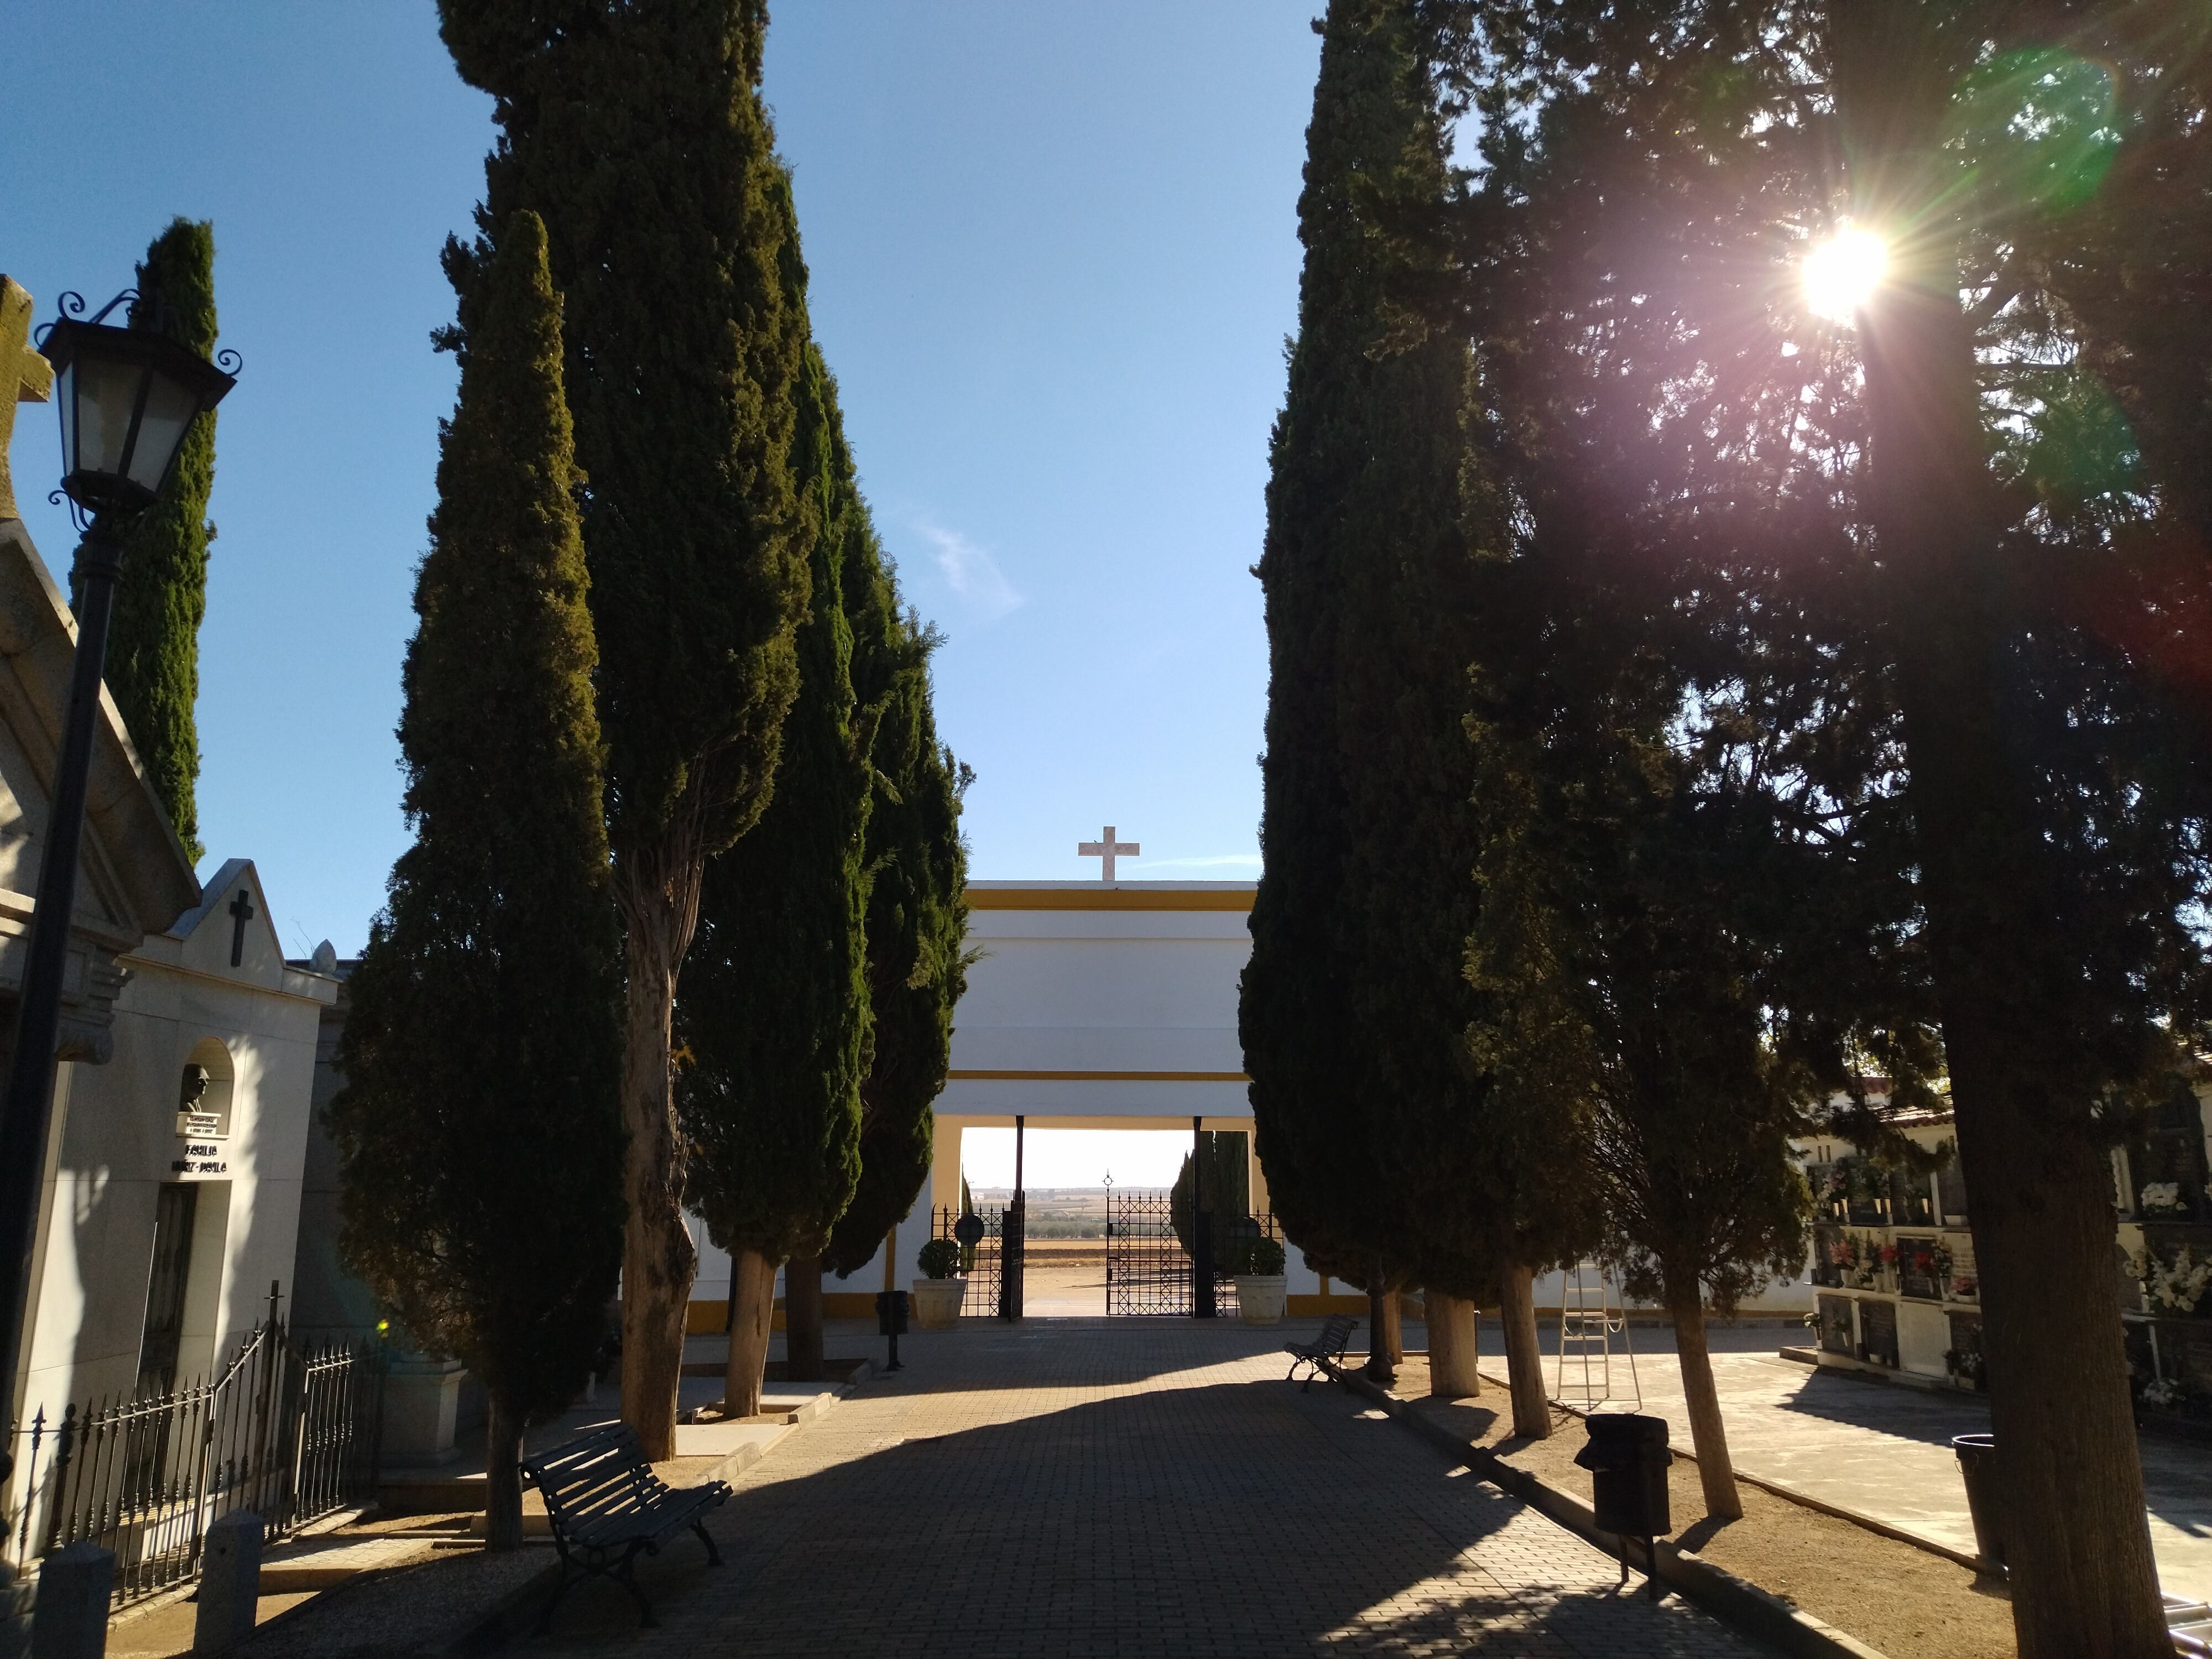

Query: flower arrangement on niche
[2141,1181,2187,1216]
[2133,1244,2212,1315]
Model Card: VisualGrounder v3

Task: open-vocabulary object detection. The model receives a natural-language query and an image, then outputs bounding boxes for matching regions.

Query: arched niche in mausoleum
[176,1036,236,1139]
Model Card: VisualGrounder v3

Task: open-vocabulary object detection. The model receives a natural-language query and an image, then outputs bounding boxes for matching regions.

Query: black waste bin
[1952,1433,2004,1573]
[1574,1412,1673,1539]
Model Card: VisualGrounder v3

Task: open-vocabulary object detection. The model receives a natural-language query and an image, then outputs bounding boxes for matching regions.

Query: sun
[1802,225,1889,323]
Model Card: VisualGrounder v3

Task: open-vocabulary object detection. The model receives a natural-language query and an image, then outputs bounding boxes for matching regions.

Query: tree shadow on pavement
[513,1374,1756,1657]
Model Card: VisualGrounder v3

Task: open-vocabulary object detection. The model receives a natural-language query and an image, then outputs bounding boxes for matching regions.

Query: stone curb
[1326,1363,1891,1659]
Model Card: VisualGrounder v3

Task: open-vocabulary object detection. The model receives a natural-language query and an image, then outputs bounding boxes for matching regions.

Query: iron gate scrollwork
[933,1203,1024,1318]
[1104,1185,1280,1317]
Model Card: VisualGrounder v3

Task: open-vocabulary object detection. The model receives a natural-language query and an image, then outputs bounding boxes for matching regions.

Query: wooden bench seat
[520,1421,730,1630]
[1284,1314,1360,1389]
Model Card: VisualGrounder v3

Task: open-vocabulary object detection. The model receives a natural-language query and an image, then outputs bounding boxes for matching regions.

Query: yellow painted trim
[686,1293,880,1334]
[1287,1293,1368,1316]
[948,1069,1250,1083]
[969,888,1253,912]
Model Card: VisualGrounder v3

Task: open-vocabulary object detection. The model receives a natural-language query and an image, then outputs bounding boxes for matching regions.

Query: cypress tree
[1169,1131,1250,1258]
[1248,0,1589,1408]
[115,218,217,860]
[1307,0,1604,1426]
[676,323,868,1420]
[1243,0,1420,1348]
[822,580,971,1285]
[330,210,623,1551]
[439,0,813,1457]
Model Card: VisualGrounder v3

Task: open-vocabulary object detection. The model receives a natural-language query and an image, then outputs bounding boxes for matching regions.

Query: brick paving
[521,1319,1762,1658]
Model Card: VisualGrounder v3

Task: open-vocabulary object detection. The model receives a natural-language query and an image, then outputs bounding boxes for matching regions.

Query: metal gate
[932,1203,1024,1319]
[1103,1183,1280,1317]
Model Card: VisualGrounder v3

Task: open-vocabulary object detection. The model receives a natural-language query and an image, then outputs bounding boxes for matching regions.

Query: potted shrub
[911,1238,967,1329]
[1235,1236,1288,1326]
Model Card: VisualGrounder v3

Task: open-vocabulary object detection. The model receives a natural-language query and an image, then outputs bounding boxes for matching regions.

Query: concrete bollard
[192,1511,263,1654]
[29,1542,114,1659]
[0,1559,32,1659]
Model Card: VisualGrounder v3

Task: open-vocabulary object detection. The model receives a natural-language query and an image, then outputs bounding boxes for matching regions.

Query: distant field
[956,1187,1177,1241]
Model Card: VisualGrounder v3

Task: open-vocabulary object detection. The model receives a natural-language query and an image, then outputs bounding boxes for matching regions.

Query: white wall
[14,865,333,1422]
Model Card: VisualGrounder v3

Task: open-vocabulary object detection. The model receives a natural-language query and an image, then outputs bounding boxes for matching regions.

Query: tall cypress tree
[115,218,217,860]
[823,566,970,1285]
[1246,0,1585,1406]
[676,323,868,1420]
[330,210,623,1551]
[440,0,813,1457]
[1303,0,1601,1425]
[1243,0,1412,1337]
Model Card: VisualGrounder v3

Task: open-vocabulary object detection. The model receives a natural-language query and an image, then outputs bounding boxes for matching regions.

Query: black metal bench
[520,1421,730,1630]
[1285,1314,1360,1389]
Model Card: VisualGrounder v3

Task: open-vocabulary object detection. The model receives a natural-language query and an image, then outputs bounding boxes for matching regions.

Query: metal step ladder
[1553,1260,1641,1411]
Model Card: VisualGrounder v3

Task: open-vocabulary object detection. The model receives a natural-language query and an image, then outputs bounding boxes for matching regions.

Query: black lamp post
[0,292,233,1474]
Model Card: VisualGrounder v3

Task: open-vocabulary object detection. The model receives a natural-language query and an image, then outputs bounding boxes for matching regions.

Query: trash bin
[1574,1411,1673,1539]
[1952,1433,2004,1573]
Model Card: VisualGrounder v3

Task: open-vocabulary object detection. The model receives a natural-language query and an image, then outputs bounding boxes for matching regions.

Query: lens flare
[1802,226,1888,323]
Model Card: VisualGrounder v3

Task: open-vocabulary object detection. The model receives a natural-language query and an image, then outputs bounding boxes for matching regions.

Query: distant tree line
[1244,3,2212,1655]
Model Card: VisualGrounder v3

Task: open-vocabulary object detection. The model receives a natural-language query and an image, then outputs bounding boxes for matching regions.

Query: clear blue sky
[2,3,1318,957]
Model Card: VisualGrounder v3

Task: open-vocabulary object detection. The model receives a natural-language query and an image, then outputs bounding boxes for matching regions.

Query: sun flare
[1802,225,1889,323]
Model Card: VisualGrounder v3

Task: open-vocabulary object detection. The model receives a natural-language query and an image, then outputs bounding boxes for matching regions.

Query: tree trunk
[724,1248,776,1418]
[785,1255,825,1382]
[1668,1283,1740,1520]
[1826,9,2167,1652]
[613,832,705,1460]
[484,1395,525,1552]
[1426,1291,1480,1398]
[1363,1256,1397,1384]
[1499,1262,1550,1439]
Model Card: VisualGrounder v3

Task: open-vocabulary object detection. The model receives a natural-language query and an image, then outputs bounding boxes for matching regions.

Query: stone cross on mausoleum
[1077,825,1139,883]
[227,889,255,968]
[0,276,56,524]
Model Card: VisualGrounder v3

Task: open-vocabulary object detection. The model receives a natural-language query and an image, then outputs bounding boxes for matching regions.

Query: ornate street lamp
[0,291,234,1472]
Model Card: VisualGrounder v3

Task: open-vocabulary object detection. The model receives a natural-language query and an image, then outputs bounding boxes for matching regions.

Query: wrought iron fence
[4,1300,383,1608]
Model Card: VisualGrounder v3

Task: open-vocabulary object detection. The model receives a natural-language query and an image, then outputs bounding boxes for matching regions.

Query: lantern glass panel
[63,354,147,481]
[125,371,199,495]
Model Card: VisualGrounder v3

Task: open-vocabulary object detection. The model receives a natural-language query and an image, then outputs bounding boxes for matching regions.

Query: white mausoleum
[0,515,336,1443]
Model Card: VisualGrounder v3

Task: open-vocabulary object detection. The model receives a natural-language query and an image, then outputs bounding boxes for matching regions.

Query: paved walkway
[520,1319,1760,1657]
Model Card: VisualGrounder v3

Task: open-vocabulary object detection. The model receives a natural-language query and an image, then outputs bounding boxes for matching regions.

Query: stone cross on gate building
[1077,825,1139,883]
[0,276,55,524]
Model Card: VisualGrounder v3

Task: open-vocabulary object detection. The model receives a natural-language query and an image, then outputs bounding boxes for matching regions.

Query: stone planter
[910,1277,967,1330]
[381,1354,466,1467]
[1235,1274,1287,1327]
